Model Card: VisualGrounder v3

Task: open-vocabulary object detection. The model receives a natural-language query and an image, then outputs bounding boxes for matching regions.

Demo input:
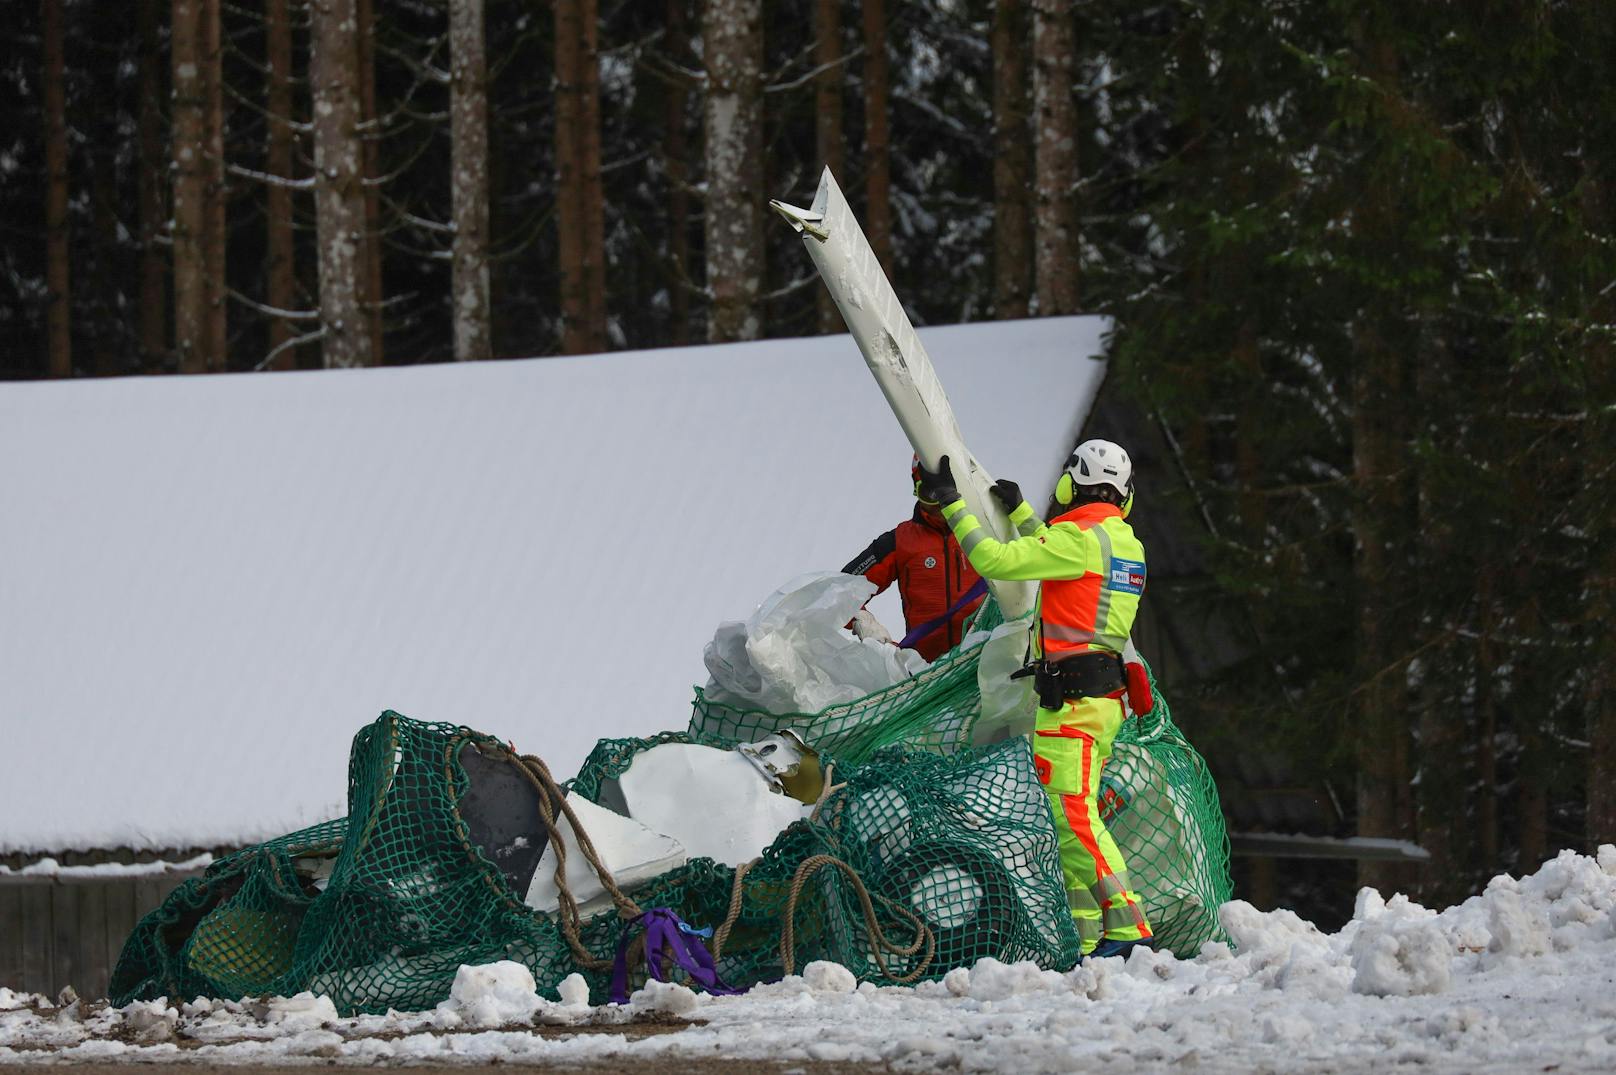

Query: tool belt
[1011,651,1125,711]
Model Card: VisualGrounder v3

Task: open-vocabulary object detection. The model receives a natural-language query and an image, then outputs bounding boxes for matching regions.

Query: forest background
[3,0,1612,922]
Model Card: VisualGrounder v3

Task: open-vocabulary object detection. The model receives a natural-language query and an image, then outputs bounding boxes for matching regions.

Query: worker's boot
[1086,936,1154,961]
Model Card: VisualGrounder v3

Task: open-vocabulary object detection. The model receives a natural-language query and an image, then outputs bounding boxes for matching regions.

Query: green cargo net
[690,598,1232,959]
[112,599,1231,1014]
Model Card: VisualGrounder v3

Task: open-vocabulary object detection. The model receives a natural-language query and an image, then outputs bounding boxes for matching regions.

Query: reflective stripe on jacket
[940,498,1146,660]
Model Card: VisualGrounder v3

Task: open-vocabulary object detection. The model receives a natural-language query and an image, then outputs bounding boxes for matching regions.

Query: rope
[710,858,754,961]
[509,748,932,988]
[509,751,642,972]
[808,762,846,823]
[780,854,935,985]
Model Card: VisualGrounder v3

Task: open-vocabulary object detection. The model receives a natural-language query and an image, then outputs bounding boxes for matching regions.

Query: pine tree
[450,0,492,361]
[172,0,227,372]
[703,0,764,341]
[264,0,299,369]
[812,0,845,333]
[1031,0,1077,315]
[41,0,71,377]
[991,0,1031,319]
[309,0,373,367]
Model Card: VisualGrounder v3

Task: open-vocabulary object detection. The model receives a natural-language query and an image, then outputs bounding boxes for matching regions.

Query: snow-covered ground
[3,850,1612,1072]
[0,319,1106,855]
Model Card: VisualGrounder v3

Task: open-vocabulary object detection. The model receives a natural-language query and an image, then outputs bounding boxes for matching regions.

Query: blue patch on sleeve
[1108,557,1146,595]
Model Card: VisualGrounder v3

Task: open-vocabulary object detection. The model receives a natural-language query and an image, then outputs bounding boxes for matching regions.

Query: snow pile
[433,964,595,1029]
[436,962,543,1028]
[0,989,39,1011]
[3,850,1611,1072]
[1347,890,1452,996]
[703,572,929,714]
[261,992,338,1030]
[627,980,701,1017]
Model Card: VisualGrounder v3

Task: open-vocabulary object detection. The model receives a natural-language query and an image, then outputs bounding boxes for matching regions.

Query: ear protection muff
[1055,470,1135,512]
[911,454,931,502]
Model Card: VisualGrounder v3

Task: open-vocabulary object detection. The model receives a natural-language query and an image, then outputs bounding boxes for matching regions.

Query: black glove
[990,478,1024,513]
[917,454,960,505]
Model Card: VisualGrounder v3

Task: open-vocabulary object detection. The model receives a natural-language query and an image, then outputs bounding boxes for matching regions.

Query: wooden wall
[0,873,201,1001]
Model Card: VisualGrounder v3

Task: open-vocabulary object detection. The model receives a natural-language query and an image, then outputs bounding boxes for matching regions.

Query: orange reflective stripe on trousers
[1034,695,1153,952]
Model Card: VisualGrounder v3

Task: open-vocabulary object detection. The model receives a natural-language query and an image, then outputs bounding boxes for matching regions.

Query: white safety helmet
[1055,439,1133,507]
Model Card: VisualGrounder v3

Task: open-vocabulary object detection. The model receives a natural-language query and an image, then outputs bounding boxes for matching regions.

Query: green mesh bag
[691,600,1233,956]
[111,597,1231,1013]
[112,715,1078,1012]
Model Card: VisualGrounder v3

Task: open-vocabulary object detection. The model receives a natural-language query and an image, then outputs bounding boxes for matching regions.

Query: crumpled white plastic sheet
[703,572,929,715]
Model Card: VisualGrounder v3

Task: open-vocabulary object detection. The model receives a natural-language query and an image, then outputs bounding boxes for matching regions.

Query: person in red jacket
[841,456,987,662]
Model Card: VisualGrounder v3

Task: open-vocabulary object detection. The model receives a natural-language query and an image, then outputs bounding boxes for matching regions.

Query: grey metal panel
[0,886,23,990]
[104,879,136,991]
[75,883,110,1000]
[0,867,214,1000]
[1230,831,1431,862]
[19,885,52,996]
[134,879,166,917]
[50,884,78,999]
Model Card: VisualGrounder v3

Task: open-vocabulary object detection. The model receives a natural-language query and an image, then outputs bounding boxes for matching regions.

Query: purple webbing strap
[609,908,743,1004]
[897,576,988,650]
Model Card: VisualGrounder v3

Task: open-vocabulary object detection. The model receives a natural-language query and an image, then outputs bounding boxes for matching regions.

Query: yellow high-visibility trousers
[1032,695,1153,953]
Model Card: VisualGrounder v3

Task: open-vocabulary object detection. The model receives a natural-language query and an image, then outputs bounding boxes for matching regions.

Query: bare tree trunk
[861,0,891,272]
[580,0,606,350]
[703,0,764,342]
[1584,172,1616,850]
[202,0,227,367]
[555,0,607,353]
[265,0,298,369]
[1518,718,1550,870]
[1031,0,1078,315]
[172,0,223,373]
[1412,340,1464,905]
[356,0,385,363]
[1350,24,1413,894]
[310,0,374,368]
[41,0,72,378]
[554,0,581,351]
[991,0,1031,320]
[663,0,692,346]
[137,0,168,369]
[813,0,844,333]
[449,0,492,361]
[1588,543,1616,849]
[90,144,119,376]
[1352,322,1411,894]
[1475,571,1500,869]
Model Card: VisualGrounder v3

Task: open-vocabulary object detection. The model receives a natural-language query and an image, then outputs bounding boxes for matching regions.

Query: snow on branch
[637,53,706,92]
[380,190,453,236]
[228,162,315,191]
[765,47,866,95]
[891,86,975,142]
[228,288,321,321]
[223,79,314,135]
[376,40,449,85]
[254,326,327,371]
[759,273,821,302]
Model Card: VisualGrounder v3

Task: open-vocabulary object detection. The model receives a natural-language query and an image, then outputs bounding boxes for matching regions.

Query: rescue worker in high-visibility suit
[920,440,1156,959]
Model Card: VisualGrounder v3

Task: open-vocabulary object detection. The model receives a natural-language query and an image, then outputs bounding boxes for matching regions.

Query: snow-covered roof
[0,317,1108,854]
